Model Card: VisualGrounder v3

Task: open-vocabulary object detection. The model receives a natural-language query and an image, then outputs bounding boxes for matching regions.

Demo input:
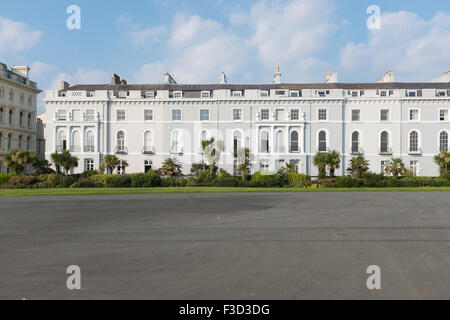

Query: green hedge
[287,174,312,187]
[0,173,13,184]
[130,172,161,188]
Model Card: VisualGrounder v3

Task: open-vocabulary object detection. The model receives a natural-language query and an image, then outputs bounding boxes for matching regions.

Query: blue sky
[0,0,449,113]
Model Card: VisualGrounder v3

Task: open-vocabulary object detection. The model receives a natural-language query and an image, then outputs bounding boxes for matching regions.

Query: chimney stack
[220,72,228,84]
[164,73,177,84]
[376,71,395,83]
[111,73,121,85]
[325,72,338,83]
[11,65,30,79]
[273,66,281,84]
[60,81,70,91]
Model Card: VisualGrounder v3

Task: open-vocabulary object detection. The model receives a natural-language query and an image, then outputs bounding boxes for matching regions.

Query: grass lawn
[0,186,449,196]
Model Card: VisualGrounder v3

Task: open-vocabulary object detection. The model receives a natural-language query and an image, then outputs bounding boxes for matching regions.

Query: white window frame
[172,109,182,121]
[199,109,210,122]
[260,90,269,97]
[408,108,420,122]
[350,130,362,154]
[260,109,270,121]
[410,160,420,176]
[144,109,154,121]
[379,130,391,154]
[232,91,242,97]
[351,109,361,122]
[201,91,211,99]
[318,108,328,121]
[171,129,183,154]
[290,91,300,98]
[380,109,390,121]
[439,108,448,121]
[85,109,96,121]
[290,109,300,121]
[232,108,242,121]
[439,130,449,152]
[145,91,155,98]
[143,130,154,153]
[56,109,67,121]
[173,91,183,99]
[317,129,329,153]
[408,129,421,153]
[289,129,300,153]
[85,130,96,152]
[85,159,94,171]
[116,109,126,122]
[118,91,127,98]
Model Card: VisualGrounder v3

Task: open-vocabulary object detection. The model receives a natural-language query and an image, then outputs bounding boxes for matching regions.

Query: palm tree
[434,151,450,175]
[201,137,223,178]
[236,148,253,181]
[326,150,341,178]
[33,159,54,174]
[51,150,78,176]
[100,155,121,174]
[4,150,36,175]
[313,153,328,178]
[119,159,129,174]
[347,155,370,178]
[384,158,406,178]
[161,158,182,179]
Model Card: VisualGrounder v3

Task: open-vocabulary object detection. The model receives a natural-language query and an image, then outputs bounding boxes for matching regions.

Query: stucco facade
[43,71,450,177]
[0,62,41,173]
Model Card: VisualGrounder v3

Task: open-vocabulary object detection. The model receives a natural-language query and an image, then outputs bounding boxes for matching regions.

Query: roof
[67,82,450,91]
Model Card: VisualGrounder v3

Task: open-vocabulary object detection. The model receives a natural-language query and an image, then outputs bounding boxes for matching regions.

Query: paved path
[0,192,449,299]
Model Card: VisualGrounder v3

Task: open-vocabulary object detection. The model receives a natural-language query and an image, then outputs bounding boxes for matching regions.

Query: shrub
[91,174,116,187]
[334,176,363,188]
[70,178,99,188]
[109,175,132,188]
[251,172,287,188]
[0,183,17,189]
[212,177,242,187]
[185,176,198,187]
[130,172,161,188]
[32,182,49,189]
[81,170,98,177]
[287,173,311,187]
[161,177,173,187]
[9,175,37,187]
[0,173,13,184]
[38,174,76,188]
[314,178,336,188]
[362,173,386,188]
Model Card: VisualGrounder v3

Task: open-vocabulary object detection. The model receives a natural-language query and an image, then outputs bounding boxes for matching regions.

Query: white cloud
[0,17,42,55]
[135,14,247,84]
[248,0,335,66]
[128,25,167,45]
[340,11,450,81]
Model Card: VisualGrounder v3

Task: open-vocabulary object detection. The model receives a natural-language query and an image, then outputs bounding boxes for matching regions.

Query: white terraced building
[0,62,41,173]
[43,69,450,177]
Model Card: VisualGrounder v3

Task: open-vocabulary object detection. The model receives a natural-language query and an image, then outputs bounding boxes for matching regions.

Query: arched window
[57,130,67,151]
[233,130,242,157]
[144,131,153,153]
[0,107,3,122]
[290,131,299,153]
[351,131,360,154]
[116,131,125,152]
[18,135,22,149]
[275,130,285,153]
[171,130,182,153]
[71,131,80,152]
[260,130,269,153]
[318,130,327,152]
[380,131,389,153]
[20,94,24,106]
[19,112,23,127]
[440,131,449,152]
[28,96,32,107]
[9,90,13,102]
[409,131,419,152]
[9,110,13,124]
[7,134,12,151]
[86,130,95,152]
[26,136,31,151]
[27,114,31,128]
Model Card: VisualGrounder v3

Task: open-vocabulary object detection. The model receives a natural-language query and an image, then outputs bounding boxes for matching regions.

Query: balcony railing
[351,147,364,155]
[115,146,128,155]
[408,147,422,155]
[142,146,155,154]
[84,145,96,153]
[70,145,81,153]
[379,147,393,155]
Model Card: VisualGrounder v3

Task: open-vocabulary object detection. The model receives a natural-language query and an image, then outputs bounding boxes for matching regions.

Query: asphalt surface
[0,192,449,300]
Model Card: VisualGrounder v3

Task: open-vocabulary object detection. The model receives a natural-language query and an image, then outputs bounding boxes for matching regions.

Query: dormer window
[173,91,182,98]
[275,90,286,96]
[118,91,127,98]
[146,91,155,98]
[406,90,422,97]
[88,91,96,97]
[232,91,242,97]
[201,91,211,99]
[290,91,300,97]
[315,90,329,97]
[436,90,446,97]
[260,90,269,97]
